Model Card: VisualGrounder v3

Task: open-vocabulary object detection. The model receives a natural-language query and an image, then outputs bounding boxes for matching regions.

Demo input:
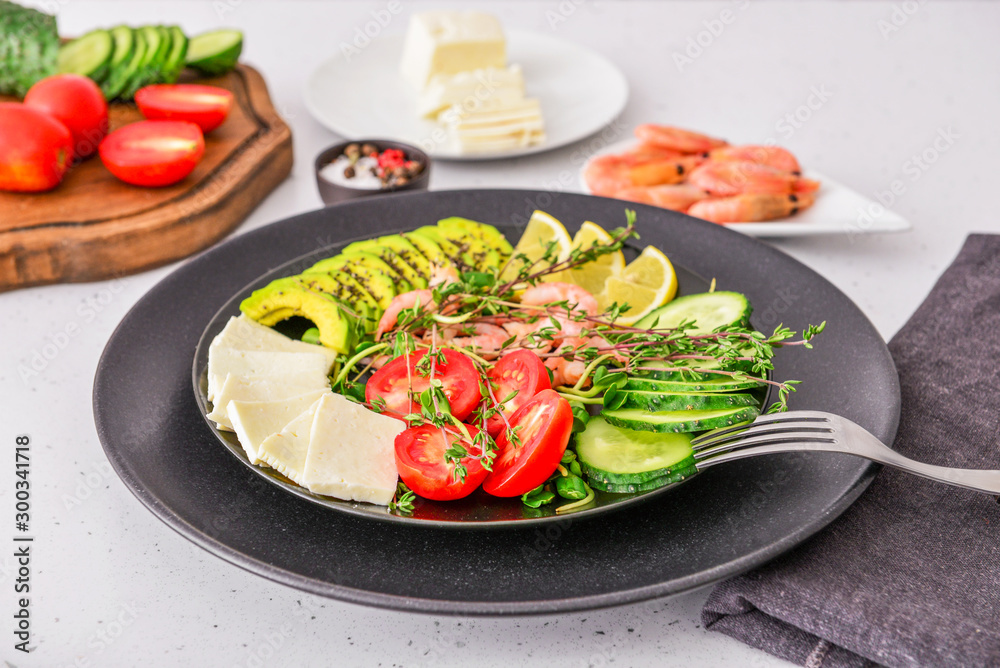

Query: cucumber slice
[617,390,760,412]
[160,25,188,83]
[100,26,136,99]
[185,28,242,75]
[635,291,751,334]
[625,375,766,393]
[122,25,165,98]
[602,405,761,433]
[589,468,697,494]
[58,29,114,82]
[577,417,695,485]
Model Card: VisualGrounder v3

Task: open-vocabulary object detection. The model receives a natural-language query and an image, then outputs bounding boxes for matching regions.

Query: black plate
[191,231,719,528]
[94,189,900,615]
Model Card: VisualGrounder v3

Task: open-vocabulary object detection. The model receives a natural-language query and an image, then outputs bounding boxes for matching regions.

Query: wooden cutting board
[0,64,292,291]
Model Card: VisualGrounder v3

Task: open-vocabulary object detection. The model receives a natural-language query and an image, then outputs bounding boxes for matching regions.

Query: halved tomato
[99,120,204,187]
[482,389,573,497]
[365,348,482,422]
[481,350,551,437]
[394,424,489,501]
[135,84,234,133]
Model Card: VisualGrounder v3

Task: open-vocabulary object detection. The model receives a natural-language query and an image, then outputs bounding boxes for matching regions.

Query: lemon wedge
[500,210,572,283]
[598,246,678,324]
[557,221,627,292]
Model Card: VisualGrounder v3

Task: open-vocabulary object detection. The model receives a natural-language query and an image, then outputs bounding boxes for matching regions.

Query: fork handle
[697,440,1000,495]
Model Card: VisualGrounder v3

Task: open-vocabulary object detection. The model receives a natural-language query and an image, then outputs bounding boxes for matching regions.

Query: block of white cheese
[257,398,323,486]
[206,315,338,401]
[399,11,506,90]
[417,65,525,118]
[207,373,332,431]
[301,392,405,506]
[227,390,330,465]
[439,97,546,154]
[206,348,331,404]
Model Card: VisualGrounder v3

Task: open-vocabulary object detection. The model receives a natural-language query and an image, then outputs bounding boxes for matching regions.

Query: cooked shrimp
[634,124,728,154]
[519,282,599,316]
[687,192,817,224]
[374,289,434,341]
[687,160,820,197]
[614,184,710,212]
[584,154,634,197]
[628,154,706,186]
[708,145,801,174]
[625,143,684,161]
[429,263,459,287]
[446,323,509,353]
[546,357,587,388]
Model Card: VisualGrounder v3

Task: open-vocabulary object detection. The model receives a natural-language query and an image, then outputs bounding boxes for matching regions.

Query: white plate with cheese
[304,29,629,161]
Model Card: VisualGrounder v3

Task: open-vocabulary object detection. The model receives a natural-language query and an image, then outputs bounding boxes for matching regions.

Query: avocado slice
[305,253,404,307]
[433,221,503,271]
[297,272,379,334]
[415,225,472,270]
[240,277,358,354]
[437,217,514,256]
[404,231,452,272]
[343,237,428,289]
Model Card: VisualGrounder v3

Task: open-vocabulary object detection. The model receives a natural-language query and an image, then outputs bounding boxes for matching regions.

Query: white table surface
[4,1,998,666]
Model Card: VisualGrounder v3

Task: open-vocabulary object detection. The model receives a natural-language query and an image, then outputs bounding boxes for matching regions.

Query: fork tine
[690,410,833,448]
[694,432,839,461]
[691,424,834,452]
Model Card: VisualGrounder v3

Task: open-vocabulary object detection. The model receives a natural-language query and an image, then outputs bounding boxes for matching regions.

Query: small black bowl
[314,139,431,206]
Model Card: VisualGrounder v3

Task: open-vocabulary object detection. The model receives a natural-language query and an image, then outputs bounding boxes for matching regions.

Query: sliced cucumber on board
[99,25,135,99]
[635,291,751,334]
[57,28,114,82]
[185,28,242,75]
[577,417,696,486]
[161,25,188,83]
[602,405,761,433]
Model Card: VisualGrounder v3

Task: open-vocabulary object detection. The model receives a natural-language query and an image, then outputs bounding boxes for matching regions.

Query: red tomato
[482,389,573,497]
[0,103,73,192]
[366,348,482,422]
[394,424,489,501]
[99,120,205,187]
[24,74,108,159]
[481,350,551,437]
[135,84,234,133]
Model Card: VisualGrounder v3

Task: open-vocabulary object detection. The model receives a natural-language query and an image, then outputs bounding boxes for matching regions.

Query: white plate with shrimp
[578,134,911,238]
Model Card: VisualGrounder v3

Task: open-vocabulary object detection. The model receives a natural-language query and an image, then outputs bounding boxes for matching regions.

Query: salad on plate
[202,209,824,517]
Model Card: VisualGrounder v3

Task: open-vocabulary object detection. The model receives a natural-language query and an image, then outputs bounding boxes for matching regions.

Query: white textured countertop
[3,2,998,666]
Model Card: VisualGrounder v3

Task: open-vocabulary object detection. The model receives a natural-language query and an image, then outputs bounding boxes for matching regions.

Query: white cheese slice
[206,315,338,400]
[257,398,323,486]
[302,393,405,506]
[227,390,330,465]
[399,11,506,90]
[440,97,546,154]
[206,348,331,403]
[417,65,524,118]
[207,373,331,431]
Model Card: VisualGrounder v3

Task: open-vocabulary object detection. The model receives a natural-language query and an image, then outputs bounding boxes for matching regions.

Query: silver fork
[690,410,1000,495]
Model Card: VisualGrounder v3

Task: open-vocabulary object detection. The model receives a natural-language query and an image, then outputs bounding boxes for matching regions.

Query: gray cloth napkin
[701,234,1000,668]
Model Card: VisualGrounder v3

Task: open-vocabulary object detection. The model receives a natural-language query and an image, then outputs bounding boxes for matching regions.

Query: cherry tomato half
[366,348,482,422]
[24,73,108,160]
[0,103,73,192]
[135,84,235,133]
[482,389,573,497]
[394,424,489,501]
[481,350,551,437]
[99,120,205,187]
